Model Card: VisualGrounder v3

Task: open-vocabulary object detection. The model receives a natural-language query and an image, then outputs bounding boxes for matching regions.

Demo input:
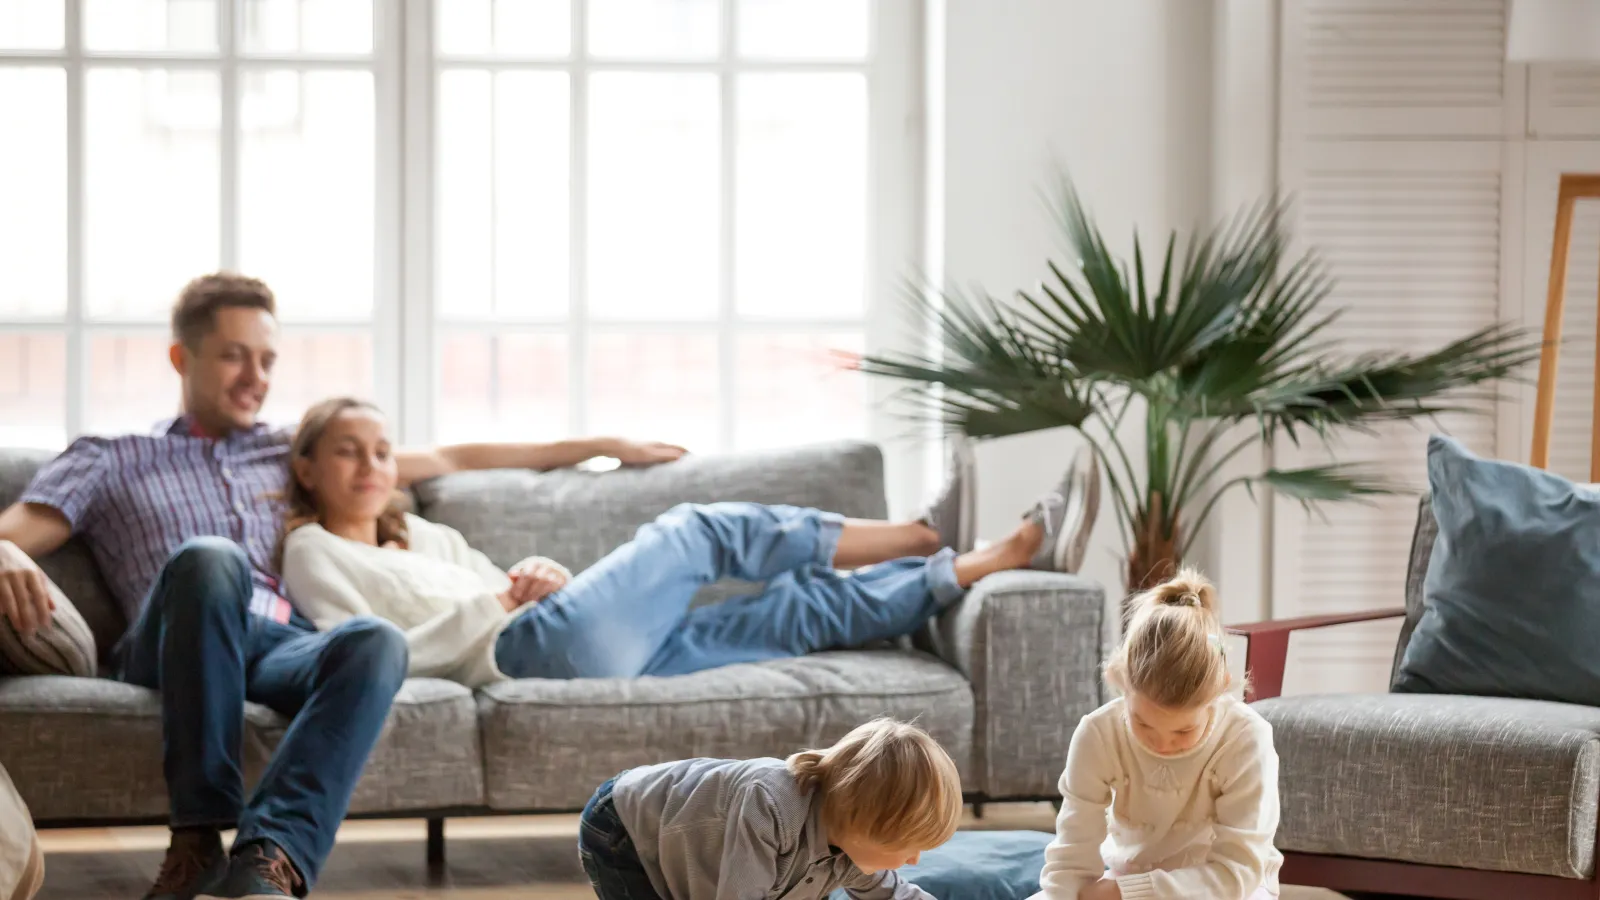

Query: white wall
[927,0,1243,614]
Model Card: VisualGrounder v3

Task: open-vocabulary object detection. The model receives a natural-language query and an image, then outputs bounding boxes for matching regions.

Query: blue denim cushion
[832,830,1054,900]
[1394,435,1600,704]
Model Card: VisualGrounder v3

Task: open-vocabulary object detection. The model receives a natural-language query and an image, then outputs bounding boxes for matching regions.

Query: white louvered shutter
[1529,67,1600,139]
[1523,143,1600,481]
[1270,141,1510,694]
[1281,0,1511,140]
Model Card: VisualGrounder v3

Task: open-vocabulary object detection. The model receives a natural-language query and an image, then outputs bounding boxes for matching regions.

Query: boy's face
[833,835,923,875]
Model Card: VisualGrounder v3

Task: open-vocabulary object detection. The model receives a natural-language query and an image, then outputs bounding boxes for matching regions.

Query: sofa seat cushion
[0,676,482,821]
[1257,693,1600,879]
[477,649,974,810]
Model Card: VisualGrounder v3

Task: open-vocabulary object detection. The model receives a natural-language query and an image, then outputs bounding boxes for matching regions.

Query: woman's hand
[501,558,570,611]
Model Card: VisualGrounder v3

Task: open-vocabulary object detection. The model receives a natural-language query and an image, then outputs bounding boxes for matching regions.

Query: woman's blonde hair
[787,718,962,850]
[1104,567,1228,709]
[274,396,410,570]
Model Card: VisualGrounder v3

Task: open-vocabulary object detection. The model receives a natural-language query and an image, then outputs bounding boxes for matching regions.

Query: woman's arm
[1034,716,1116,900]
[1112,720,1279,900]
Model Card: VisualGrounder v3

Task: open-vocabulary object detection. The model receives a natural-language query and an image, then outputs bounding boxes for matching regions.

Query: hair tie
[1209,632,1227,661]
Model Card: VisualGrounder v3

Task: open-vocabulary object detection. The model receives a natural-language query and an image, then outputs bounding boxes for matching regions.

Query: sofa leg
[970,802,984,819]
[426,817,446,883]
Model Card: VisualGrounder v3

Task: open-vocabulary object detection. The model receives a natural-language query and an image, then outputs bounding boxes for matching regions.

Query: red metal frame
[1228,612,1600,899]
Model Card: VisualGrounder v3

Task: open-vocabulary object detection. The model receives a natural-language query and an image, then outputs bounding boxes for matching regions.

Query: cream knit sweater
[281,513,567,688]
[1034,694,1281,900]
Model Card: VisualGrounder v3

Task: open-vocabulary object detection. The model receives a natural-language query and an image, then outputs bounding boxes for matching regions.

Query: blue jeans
[578,777,662,900]
[493,502,964,679]
[114,537,409,888]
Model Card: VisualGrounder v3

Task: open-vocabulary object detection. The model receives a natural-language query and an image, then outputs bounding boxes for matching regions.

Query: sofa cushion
[1395,436,1600,705]
[0,450,126,660]
[830,830,1055,900]
[0,676,482,821]
[1256,692,1600,879]
[413,441,888,576]
[477,649,973,810]
[0,573,96,677]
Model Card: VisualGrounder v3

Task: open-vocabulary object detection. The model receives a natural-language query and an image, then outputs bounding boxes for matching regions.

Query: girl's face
[1126,691,1213,756]
[833,834,923,875]
[293,407,398,527]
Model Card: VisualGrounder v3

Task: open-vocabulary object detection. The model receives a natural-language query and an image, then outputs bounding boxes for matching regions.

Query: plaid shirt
[20,417,296,624]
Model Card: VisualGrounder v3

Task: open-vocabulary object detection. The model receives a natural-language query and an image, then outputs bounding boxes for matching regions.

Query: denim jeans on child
[493,502,965,679]
[579,777,663,900]
[114,536,409,888]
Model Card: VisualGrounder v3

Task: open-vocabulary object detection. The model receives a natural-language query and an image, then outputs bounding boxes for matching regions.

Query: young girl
[1037,570,1281,900]
[579,718,960,900]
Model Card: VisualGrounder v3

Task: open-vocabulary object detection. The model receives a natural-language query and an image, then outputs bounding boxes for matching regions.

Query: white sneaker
[918,434,977,553]
[1024,447,1100,573]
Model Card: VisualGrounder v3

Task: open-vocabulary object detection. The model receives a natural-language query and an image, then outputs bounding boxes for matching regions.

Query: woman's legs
[831,519,941,569]
[493,502,843,680]
[636,518,1049,678]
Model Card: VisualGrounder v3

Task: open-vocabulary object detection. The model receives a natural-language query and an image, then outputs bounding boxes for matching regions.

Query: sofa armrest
[917,570,1108,799]
[1226,608,1405,702]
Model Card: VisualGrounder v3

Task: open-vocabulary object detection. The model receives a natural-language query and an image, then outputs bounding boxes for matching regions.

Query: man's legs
[493,502,843,679]
[225,617,408,891]
[117,537,254,834]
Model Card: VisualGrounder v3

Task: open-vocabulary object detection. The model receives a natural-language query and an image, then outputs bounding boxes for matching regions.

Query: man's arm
[0,503,72,635]
[394,437,687,486]
[0,503,71,560]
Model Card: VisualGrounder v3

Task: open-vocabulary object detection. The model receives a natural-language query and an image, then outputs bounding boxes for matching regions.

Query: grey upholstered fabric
[476,650,973,810]
[1391,493,1437,687]
[918,570,1106,798]
[0,676,484,819]
[0,450,127,661]
[1257,692,1600,879]
[413,441,889,574]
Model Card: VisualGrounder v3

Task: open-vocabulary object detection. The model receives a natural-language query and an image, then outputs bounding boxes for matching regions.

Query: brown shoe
[195,840,304,899]
[143,828,226,900]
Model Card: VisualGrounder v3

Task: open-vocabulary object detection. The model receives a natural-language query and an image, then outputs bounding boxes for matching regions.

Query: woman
[278,398,1095,687]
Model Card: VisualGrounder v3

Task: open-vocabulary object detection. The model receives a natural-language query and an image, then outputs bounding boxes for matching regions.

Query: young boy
[579,718,962,900]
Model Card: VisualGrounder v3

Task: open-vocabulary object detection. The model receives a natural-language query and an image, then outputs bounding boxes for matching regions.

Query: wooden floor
[33,803,1349,899]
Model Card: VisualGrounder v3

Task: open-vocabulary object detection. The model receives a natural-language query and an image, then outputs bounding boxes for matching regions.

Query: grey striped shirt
[613,758,936,900]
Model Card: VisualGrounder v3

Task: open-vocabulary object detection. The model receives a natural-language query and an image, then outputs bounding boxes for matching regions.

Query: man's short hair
[171,272,277,350]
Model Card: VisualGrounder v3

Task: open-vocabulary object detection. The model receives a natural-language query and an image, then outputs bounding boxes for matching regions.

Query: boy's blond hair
[1105,567,1230,709]
[786,718,962,850]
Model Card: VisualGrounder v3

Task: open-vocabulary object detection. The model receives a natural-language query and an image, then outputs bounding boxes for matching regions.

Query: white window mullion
[401,0,434,445]
[716,0,736,453]
[371,0,405,430]
[219,0,239,271]
[64,0,85,440]
[567,0,589,438]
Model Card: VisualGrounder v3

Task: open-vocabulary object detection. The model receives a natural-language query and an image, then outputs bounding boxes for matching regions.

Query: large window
[0,0,916,458]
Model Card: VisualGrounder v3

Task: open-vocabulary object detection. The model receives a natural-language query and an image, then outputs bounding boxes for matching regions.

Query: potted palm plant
[856,179,1540,596]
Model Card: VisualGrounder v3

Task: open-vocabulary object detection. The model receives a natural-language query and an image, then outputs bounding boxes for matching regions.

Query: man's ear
[168,342,188,376]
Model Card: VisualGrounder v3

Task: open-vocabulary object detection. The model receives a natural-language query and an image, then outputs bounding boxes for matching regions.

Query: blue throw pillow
[829,830,1054,900]
[1394,435,1600,704]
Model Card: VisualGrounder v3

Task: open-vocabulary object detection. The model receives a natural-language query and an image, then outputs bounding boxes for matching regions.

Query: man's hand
[605,439,688,468]
[500,558,571,612]
[1080,879,1122,900]
[0,540,54,636]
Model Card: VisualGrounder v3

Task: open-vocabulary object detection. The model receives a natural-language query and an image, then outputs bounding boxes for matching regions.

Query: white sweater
[281,514,568,688]
[1035,695,1281,900]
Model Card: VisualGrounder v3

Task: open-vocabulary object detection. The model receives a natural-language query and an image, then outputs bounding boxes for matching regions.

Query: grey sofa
[1233,495,1600,900]
[0,440,1107,868]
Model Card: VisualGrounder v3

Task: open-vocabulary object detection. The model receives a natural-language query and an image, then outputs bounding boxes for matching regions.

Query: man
[0,273,685,900]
